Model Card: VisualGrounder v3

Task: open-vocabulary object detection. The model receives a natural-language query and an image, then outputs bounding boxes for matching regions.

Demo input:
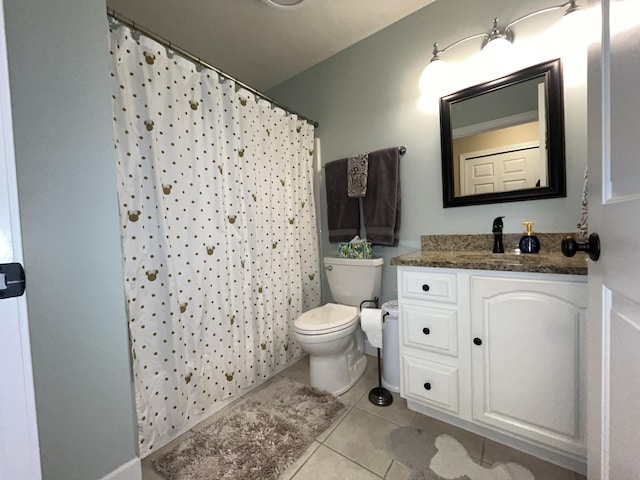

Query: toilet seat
[294,303,359,335]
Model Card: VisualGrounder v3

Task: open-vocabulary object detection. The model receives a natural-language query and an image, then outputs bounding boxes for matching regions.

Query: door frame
[0,0,42,477]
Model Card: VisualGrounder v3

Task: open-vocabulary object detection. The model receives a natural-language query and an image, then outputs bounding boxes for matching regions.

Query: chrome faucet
[492,216,505,253]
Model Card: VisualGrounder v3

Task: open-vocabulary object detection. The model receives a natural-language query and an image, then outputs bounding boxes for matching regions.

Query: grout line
[316,405,352,443]
[382,460,394,479]
[282,441,321,480]
[321,443,386,479]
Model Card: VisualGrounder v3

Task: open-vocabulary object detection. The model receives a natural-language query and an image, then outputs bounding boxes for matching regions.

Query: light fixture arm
[430,32,489,61]
[506,0,576,30]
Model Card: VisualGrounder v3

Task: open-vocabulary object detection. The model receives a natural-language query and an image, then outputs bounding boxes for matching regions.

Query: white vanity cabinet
[397,266,587,470]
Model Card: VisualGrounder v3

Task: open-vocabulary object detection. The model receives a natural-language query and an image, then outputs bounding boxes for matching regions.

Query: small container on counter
[519,221,541,254]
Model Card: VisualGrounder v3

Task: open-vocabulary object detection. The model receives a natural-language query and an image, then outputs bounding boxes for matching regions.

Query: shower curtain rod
[107,9,319,128]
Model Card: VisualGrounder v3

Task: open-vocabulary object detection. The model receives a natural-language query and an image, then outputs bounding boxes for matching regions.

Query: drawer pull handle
[422,327,430,335]
[423,382,432,391]
[473,337,483,346]
[422,284,430,292]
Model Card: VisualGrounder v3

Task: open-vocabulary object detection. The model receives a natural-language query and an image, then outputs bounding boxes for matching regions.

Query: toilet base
[309,350,367,396]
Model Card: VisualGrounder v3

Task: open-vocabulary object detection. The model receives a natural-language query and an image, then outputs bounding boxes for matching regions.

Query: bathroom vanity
[391,234,588,473]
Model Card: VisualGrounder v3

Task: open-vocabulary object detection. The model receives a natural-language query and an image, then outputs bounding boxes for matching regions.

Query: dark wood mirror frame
[440,59,566,208]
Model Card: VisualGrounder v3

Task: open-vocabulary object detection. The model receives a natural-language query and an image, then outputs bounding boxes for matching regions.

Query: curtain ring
[130,22,141,41]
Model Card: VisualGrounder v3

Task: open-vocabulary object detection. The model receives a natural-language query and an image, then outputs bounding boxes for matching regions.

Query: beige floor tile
[385,461,412,480]
[279,355,310,385]
[315,403,352,443]
[278,441,321,480]
[324,407,397,476]
[483,439,579,480]
[355,392,416,426]
[410,413,485,462]
[292,445,381,480]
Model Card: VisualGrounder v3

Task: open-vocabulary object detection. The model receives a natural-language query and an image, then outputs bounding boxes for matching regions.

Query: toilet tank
[324,256,384,307]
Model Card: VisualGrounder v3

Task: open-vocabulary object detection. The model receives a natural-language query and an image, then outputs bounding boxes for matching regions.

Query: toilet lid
[294,303,358,334]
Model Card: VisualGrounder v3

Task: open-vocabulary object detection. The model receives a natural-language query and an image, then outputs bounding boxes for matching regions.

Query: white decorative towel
[347,153,369,198]
[578,166,588,241]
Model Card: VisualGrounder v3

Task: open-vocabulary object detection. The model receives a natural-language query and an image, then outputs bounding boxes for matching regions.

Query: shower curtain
[109,22,320,456]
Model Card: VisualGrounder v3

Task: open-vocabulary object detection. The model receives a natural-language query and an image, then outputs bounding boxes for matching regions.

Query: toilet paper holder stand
[360,298,393,407]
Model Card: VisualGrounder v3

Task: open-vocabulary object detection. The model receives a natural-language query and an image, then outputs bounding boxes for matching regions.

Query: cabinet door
[470,276,586,456]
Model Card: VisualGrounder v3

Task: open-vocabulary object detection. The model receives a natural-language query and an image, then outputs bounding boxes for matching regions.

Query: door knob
[0,263,25,299]
[561,233,600,261]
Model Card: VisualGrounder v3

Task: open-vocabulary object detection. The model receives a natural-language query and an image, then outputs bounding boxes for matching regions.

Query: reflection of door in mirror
[451,76,548,196]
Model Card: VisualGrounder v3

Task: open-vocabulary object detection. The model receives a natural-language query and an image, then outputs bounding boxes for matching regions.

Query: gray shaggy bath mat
[152,377,345,480]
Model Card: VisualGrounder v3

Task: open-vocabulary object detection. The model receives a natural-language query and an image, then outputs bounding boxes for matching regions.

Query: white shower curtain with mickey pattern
[109,22,320,456]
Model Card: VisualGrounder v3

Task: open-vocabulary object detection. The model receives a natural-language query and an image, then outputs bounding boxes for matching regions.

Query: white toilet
[293,256,384,395]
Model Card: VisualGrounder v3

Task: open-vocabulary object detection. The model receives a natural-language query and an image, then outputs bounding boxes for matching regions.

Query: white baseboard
[99,457,141,480]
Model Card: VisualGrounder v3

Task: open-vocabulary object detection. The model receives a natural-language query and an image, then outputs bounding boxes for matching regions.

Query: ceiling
[106,0,437,91]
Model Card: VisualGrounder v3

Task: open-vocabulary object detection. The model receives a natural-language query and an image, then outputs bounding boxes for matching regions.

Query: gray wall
[268,0,588,303]
[3,0,138,479]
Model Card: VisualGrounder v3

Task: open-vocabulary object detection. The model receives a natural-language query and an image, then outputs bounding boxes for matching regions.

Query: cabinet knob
[422,327,430,335]
[423,382,432,391]
[422,284,430,292]
[473,337,483,346]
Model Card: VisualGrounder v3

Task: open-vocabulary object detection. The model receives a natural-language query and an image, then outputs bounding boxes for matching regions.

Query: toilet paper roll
[361,308,384,349]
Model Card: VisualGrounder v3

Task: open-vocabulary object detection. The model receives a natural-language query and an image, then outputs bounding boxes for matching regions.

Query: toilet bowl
[293,256,384,395]
[294,303,367,395]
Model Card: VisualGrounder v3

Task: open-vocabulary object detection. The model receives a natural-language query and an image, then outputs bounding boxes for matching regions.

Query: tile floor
[142,355,586,480]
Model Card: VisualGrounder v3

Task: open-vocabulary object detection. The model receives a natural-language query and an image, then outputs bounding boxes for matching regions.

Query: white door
[586,0,640,478]
[459,143,541,195]
[0,0,42,477]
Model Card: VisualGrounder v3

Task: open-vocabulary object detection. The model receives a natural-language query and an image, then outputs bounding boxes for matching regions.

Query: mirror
[440,59,566,207]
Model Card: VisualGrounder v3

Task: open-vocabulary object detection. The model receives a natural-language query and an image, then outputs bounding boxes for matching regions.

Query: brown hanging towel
[362,147,402,246]
[325,157,360,242]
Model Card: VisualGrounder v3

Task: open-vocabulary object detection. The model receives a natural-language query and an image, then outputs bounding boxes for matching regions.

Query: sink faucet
[492,216,505,253]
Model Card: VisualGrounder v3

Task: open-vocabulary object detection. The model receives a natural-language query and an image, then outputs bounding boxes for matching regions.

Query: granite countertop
[390,234,588,275]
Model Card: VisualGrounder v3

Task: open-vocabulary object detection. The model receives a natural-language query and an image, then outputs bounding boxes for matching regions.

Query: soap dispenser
[519,221,541,254]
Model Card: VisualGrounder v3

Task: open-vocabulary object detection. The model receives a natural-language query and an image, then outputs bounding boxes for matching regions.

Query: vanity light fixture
[481,18,514,53]
[419,0,583,93]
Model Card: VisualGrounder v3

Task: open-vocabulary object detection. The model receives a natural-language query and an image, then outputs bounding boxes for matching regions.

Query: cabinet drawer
[403,356,459,413]
[401,271,457,304]
[402,304,458,356]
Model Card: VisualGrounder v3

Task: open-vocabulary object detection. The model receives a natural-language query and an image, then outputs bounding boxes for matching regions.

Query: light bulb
[419,58,449,95]
[482,36,512,58]
[555,5,588,50]
[480,35,515,77]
